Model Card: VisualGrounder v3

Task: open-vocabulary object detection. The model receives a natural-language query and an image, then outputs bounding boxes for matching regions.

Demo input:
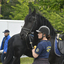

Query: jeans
[1,53,6,63]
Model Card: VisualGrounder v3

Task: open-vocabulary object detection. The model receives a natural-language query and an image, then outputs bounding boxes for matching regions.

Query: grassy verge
[20,57,33,64]
[0,57,33,64]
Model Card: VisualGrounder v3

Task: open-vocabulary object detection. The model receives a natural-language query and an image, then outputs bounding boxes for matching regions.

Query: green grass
[20,57,33,64]
[0,57,33,64]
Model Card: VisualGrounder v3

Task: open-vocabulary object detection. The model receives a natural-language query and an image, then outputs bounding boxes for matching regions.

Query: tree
[1,0,64,33]
[37,0,64,32]
[1,0,19,19]
[9,0,29,20]
[9,0,37,20]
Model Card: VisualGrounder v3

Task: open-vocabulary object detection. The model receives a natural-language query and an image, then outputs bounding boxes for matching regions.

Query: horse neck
[37,14,56,36]
[32,14,56,46]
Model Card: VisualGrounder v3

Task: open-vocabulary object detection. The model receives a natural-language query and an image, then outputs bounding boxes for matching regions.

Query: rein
[25,34,34,50]
[29,34,34,49]
[22,16,37,35]
[22,16,37,49]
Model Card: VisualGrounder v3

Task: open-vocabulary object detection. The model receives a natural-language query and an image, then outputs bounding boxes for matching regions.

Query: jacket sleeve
[4,37,10,52]
[0,38,4,50]
[4,40,8,52]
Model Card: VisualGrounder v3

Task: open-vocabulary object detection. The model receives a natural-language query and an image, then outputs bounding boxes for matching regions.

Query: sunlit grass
[0,57,33,64]
[20,57,33,64]
[0,62,1,64]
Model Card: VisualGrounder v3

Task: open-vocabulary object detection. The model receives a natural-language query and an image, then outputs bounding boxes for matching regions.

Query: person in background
[0,30,11,63]
[32,26,51,64]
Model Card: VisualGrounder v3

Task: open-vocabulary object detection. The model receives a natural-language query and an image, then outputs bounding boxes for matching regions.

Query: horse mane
[25,8,56,36]
[36,13,56,36]
[25,12,56,36]
[32,13,56,45]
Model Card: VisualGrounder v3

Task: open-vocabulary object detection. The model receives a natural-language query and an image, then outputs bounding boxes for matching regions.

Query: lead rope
[29,35,34,49]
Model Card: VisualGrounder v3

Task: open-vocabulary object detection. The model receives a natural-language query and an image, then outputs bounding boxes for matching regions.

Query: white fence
[0,20,24,46]
[0,20,28,58]
[0,20,27,58]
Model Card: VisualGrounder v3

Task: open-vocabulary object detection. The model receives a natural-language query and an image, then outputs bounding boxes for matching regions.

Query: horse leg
[11,49,21,64]
[11,49,24,64]
[11,45,26,64]
[12,57,20,64]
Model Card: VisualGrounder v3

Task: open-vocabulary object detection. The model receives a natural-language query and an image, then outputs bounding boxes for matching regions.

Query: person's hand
[32,49,39,58]
[4,52,6,54]
[32,49,35,53]
[34,45,37,49]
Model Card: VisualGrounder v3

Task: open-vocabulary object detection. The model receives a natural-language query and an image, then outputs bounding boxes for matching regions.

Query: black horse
[20,9,64,64]
[3,9,63,64]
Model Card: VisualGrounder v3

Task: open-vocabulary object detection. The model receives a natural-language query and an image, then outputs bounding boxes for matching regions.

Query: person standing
[0,30,11,63]
[32,26,51,64]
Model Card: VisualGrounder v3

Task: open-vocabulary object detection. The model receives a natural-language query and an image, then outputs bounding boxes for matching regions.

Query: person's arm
[0,38,4,50]
[4,37,11,53]
[32,49,39,58]
[4,39,9,53]
[32,43,44,58]
[4,40,8,53]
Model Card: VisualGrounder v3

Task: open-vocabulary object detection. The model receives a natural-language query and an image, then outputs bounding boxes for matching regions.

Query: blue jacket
[0,35,11,53]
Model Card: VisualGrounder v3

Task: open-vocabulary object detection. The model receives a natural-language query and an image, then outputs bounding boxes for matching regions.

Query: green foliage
[0,14,3,17]
[41,10,64,32]
[0,57,33,64]
[37,0,64,33]
[1,0,64,33]
[20,57,33,64]
[9,0,38,20]
[9,0,29,20]
[1,0,19,19]
[2,3,12,19]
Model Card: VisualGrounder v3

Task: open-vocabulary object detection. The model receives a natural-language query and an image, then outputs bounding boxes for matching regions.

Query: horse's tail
[3,36,14,64]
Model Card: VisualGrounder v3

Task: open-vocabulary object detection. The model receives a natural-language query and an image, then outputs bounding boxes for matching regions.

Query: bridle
[22,16,37,34]
[22,15,37,49]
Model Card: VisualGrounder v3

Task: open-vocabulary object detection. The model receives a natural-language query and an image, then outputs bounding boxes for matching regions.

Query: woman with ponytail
[32,26,51,64]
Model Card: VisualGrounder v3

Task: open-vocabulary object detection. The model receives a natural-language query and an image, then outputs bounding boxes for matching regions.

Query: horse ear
[32,8,36,16]
[29,8,32,14]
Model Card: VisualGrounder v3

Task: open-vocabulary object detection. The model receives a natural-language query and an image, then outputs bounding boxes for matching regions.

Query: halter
[22,16,37,49]
[22,15,37,35]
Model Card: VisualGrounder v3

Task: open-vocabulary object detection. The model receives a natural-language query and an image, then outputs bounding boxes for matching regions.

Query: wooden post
[0,0,1,19]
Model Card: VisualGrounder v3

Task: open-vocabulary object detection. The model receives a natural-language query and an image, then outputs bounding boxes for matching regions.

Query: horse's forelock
[25,14,30,22]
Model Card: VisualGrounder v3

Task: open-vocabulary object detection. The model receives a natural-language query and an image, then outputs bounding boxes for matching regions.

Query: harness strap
[26,34,34,50]
[29,34,34,49]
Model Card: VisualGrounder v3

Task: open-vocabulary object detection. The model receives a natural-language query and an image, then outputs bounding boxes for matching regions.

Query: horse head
[20,8,38,40]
